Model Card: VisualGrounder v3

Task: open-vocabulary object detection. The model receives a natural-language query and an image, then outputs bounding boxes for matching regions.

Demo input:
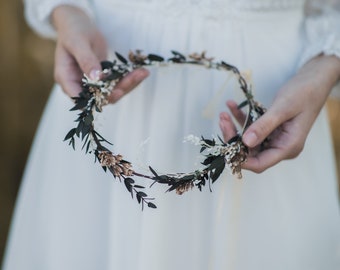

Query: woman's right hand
[52,5,149,100]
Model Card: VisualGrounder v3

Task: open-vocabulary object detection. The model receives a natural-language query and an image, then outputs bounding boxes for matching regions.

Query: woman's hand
[52,5,149,100]
[220,55,340,173]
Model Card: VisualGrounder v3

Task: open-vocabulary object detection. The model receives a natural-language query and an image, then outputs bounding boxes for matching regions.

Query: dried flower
[99,151,134,177]
[183,134,202,145]
[98,151,116,167]
[128,50,147,65]
[189,51,214,62]
[223,140,248,179]
[176,182,194,195]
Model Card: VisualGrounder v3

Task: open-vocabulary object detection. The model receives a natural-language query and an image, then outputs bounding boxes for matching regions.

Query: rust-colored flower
[99,151,134,177]
[189,51,214,62]
[176,182,194,195]
[98,151,116,167]
[128,50,147,65]
[229,142,248,179]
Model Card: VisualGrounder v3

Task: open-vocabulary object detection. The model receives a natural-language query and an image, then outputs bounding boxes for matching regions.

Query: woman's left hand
[219,55,340,173]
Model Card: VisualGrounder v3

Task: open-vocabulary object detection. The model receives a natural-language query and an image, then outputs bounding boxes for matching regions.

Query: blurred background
[0,0,339,266]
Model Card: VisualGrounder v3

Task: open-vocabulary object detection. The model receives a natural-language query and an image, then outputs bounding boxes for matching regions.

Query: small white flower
[183,134,202,146]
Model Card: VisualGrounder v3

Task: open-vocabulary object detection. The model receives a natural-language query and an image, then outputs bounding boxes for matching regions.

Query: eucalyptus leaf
[64,128,76,141]
[147,202,157,209]
[100,60,113,70]
[148,54,164,62]
[115,52,128,65]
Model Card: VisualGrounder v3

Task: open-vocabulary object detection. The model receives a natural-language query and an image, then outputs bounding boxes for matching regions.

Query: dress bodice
[23,0,340,76]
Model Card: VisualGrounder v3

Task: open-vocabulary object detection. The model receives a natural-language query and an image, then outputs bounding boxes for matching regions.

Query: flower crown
[64,50,266,209]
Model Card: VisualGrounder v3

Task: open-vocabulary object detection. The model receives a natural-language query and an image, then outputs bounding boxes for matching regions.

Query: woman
[3,0,340,269]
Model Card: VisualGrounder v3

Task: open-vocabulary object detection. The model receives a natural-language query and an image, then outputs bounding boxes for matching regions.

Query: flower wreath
[64,50,266,209]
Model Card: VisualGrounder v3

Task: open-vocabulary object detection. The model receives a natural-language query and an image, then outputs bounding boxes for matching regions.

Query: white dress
[3,0,340,269]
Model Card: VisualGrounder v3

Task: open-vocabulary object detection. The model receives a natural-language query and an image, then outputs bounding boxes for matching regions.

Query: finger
[242,147,285,173]
[54,43,83,97]
[226,100,247,126]
[108,68,149,103]
[219,112,237,142]
[242,108,283,148]
[67,40,103,79]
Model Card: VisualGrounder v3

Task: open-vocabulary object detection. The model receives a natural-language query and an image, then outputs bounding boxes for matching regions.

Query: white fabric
[300,0,340,67]
[3,1,340,270]
[24,0,94,38]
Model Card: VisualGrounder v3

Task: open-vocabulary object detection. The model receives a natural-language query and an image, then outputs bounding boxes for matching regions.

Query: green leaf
[64,128,76,141]
[70,98,88,111]
[149,166,159,177]
[147,202,157,209]
[115,52,128,65]
[85,140,91,154]
[137,191,147,197]
[81,135,89,150]
[200,146,206,153]
[203,139,215,146]
[81,124,91,140]
[124,178,133,193]
[154,175,171,184]
[217,135,225,144]
[202,155,214,166]
[148,54,164,62]
[102,71,123,81]
[136,193,142,204]
[133,185,145,189]
[171,50,186,60]
[208,155,225,183]
[238,100,249,109]
[93,131,113,145]
[68,137,75,150]
[227,136,239,144]
[208,155,225,169]
[84,114,94,126]
[76,120,84,137]
[125,178,135,184]
[100,60,113,70]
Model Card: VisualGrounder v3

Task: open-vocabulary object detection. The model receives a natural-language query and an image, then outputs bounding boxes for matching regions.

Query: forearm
[293,54,340,115]
[297,54,340,94]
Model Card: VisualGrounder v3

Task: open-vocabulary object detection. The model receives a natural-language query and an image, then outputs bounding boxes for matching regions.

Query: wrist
[51,5,93,33]
[298,54,340,90]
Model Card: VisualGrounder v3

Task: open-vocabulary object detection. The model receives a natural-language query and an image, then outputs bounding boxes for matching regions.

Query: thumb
[242,109,282,147]
[70,43,102,80]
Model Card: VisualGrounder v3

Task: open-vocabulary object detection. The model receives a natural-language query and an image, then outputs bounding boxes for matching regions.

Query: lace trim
[324,34,340,59]
[299,6,340,68]
[299,34,340,68]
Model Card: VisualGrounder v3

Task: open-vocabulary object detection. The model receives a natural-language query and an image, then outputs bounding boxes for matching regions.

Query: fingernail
[243,131,257,147]
[89,69,101,80]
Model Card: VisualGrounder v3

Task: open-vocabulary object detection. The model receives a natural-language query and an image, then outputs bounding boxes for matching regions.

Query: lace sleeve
[300,0,340,65]
[24,0,94,39]
[299,0,340,97]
